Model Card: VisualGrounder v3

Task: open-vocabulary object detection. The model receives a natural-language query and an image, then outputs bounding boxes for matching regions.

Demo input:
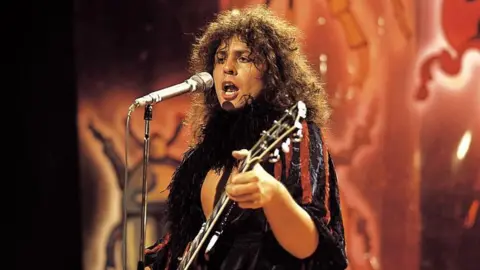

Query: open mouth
[222,81,239,100]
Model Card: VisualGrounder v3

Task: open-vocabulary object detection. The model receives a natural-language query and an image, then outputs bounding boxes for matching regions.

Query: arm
[293,122,348,268]
[228,121,348,268]
[262,181,319,259]
[228,158,319,259]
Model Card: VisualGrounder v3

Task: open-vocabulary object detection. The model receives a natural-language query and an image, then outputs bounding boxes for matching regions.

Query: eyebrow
[215,48,252,55]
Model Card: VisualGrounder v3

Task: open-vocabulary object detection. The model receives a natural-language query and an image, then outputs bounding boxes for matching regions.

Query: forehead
[216,36,251,52]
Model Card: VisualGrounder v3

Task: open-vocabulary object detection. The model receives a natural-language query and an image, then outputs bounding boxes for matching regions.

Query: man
[145,5,348,270]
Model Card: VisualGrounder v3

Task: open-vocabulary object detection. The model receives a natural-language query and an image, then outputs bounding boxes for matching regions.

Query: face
[213,36,265,110]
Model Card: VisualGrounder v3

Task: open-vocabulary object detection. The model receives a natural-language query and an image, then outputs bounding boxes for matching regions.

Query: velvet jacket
[144,121,348,270]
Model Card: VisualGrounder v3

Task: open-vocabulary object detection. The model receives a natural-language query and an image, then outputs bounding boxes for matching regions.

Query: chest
[200,168,236,220]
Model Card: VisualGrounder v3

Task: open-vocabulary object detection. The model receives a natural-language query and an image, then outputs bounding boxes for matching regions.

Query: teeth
[224,86,236,92]
[223,82,237,92]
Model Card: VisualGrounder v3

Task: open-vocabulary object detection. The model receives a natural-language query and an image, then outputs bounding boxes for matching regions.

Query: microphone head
[191,72,214,91]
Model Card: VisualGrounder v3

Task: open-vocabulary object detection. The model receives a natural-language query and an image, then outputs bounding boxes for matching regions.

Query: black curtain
[23,0,82,269]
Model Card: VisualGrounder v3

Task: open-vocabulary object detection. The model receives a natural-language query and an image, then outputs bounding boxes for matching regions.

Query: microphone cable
[122,103,135,270]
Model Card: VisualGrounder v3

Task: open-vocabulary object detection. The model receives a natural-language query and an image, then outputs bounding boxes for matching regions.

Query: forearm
[263,182,319,259]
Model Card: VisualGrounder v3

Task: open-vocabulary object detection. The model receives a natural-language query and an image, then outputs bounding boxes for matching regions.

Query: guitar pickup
[205,230,221,255]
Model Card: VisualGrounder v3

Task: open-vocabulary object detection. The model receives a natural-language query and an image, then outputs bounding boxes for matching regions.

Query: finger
[227,192,260,203]
[232,149,249,160]
[231,171,258,184]
[226,182,259,196]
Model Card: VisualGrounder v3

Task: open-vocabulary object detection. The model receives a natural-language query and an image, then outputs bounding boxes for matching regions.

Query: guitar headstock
[242,101,307,169]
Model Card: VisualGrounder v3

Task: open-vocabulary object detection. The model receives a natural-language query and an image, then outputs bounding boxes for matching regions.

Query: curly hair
[185,4,331,144]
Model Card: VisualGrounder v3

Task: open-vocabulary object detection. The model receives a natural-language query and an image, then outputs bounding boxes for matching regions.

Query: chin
[221,100,240,111]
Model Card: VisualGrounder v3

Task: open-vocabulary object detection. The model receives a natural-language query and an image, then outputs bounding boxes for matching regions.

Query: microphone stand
[137,104,153,270]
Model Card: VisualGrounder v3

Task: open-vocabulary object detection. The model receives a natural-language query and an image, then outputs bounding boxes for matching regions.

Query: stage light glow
[456,130,472,160]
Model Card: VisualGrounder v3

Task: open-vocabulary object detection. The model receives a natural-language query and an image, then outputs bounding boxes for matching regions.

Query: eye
[215,55,226,63]
[238,56,251,63]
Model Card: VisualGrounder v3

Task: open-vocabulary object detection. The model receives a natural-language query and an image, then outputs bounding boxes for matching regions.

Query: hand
[226,149,281,209]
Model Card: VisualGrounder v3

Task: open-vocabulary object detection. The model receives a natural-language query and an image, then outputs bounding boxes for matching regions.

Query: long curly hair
[185,4,331,144]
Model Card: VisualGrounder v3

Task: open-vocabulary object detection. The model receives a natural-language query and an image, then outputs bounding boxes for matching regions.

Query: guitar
[176,101,307,270]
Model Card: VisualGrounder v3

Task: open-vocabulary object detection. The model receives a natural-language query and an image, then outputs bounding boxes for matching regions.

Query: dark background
[26,1,81,269]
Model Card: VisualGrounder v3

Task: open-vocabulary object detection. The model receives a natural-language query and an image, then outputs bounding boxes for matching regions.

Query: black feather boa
[165,98,285,267]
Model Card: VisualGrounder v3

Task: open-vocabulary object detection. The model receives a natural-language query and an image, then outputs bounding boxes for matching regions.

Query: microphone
[132,72,213,107]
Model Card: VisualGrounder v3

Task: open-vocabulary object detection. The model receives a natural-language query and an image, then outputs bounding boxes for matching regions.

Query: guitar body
[175,101,307,270]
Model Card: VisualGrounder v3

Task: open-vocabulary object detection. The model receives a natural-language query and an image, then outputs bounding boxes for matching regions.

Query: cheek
[213,67,223,92]
[213,67,221,80]
[245,68,264,95]
[249,77,264,97]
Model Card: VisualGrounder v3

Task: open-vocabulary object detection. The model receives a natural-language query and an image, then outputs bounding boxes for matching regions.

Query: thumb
[232,149,249,160]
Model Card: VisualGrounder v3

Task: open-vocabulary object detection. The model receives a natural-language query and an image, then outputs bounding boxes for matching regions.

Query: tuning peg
[281,138,291,153]
[261,130,274,140]
[292,129,303,142]
[268,148,280,163]
[260,142,268,151]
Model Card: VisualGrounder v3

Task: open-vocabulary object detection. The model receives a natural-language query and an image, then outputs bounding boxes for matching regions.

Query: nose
[223,58,237,75]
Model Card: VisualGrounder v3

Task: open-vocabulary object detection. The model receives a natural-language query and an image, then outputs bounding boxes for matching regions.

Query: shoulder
[299,120,326,165]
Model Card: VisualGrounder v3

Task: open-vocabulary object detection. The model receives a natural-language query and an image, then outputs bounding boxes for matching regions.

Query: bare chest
[200,168,236,220]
